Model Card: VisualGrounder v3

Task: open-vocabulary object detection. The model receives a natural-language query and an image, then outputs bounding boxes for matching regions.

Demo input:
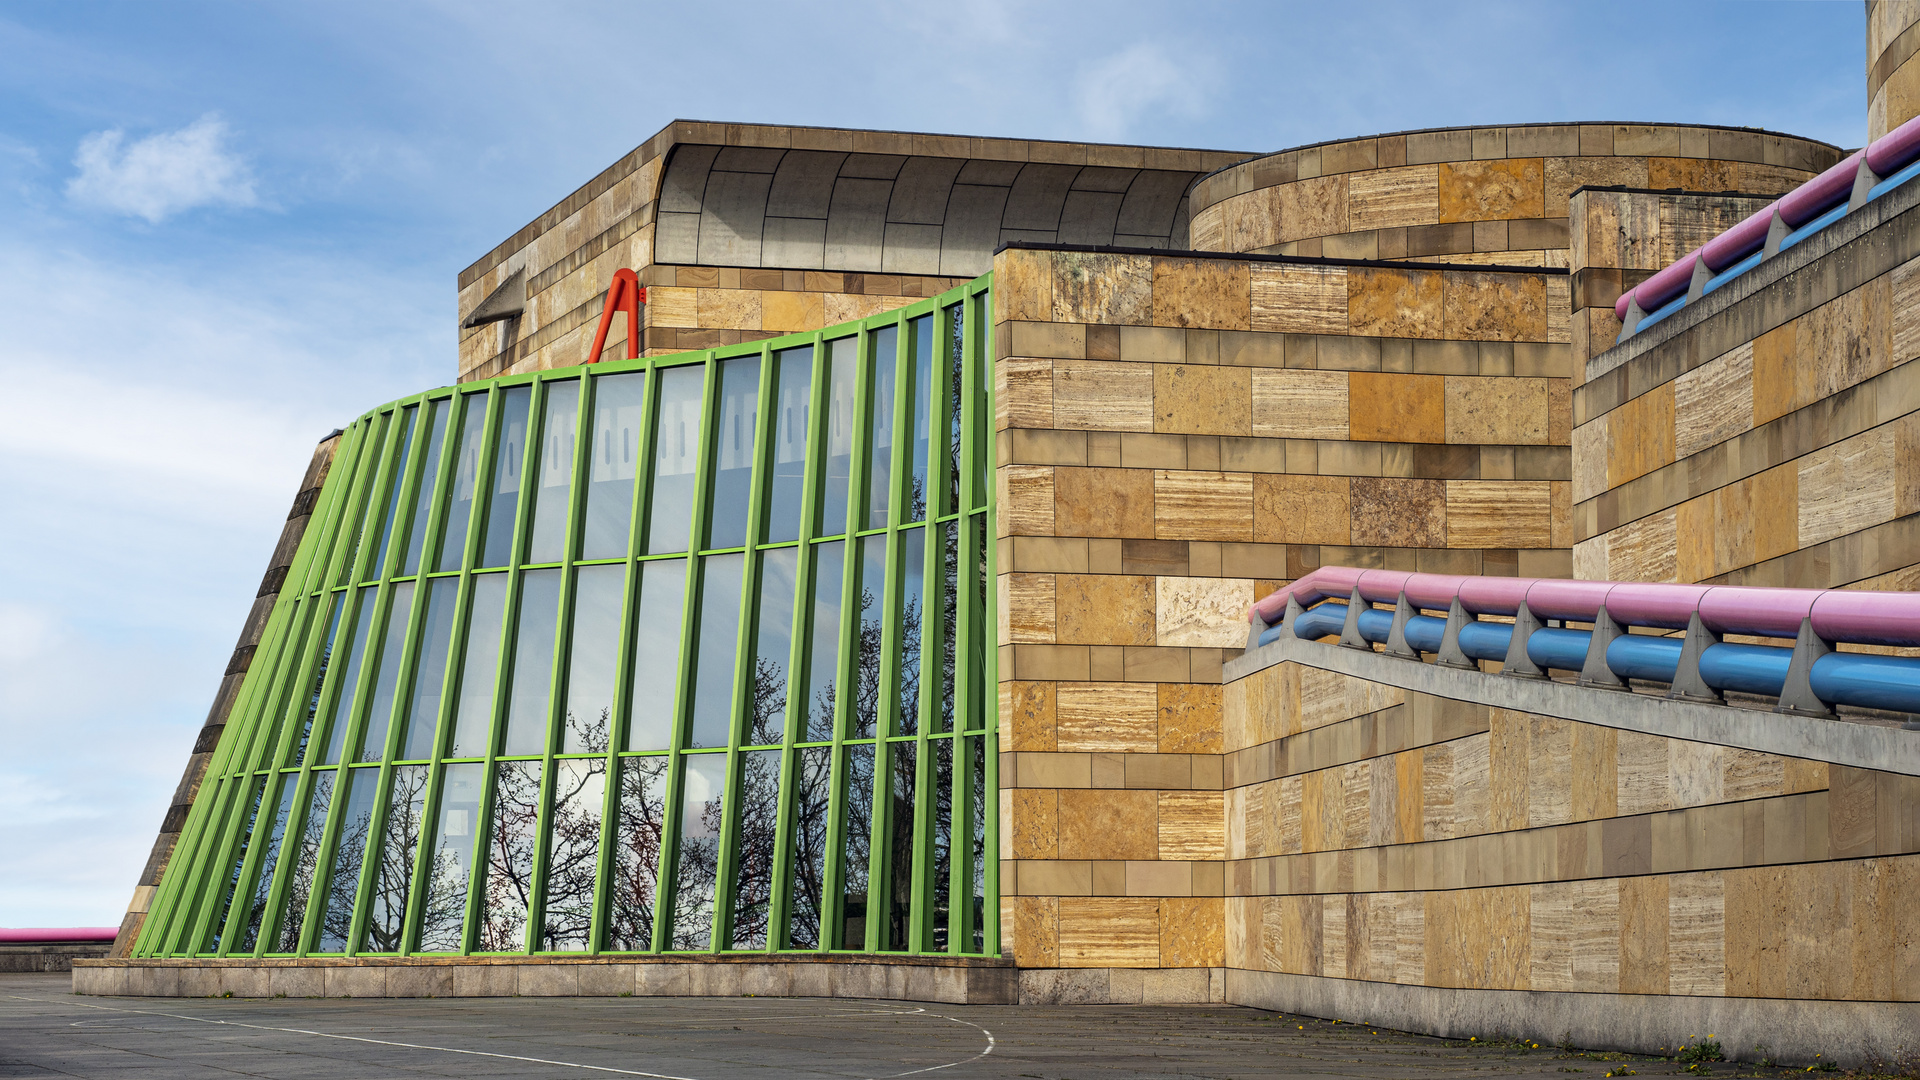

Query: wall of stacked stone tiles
[1572,192,1920,594]
[991,246,1580,985]
[1870,0,1920,141]
[1221,661,1920,1003]
[1186,124,1834,376]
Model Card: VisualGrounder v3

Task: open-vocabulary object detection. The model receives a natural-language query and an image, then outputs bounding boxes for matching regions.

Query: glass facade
[137,277,996,959]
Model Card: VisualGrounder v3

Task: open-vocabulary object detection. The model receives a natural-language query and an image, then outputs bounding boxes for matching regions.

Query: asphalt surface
[0,972,1818,1078]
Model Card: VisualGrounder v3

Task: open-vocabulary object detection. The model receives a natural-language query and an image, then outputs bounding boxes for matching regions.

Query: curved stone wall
[1870,0,1920,140]
[1188,124,1842,268]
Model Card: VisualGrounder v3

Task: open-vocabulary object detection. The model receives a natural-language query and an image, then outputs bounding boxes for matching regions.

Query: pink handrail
[0,927,118,944]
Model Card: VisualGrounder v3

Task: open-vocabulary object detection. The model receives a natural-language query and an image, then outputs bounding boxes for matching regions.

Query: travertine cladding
[1572,182,1920,593]
[1870,0,1920,140]
[456,121,1250,383]
[1222,661,1920,1003]
[1567,189,1777,369]
[992,247,1574,972]
[1186,124,1835,272]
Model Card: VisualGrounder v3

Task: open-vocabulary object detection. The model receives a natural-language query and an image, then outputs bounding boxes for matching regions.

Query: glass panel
[852,535,886,740]
[766,346,812,544]
[629,559,687,752]
[399,577,458,760]
[436,392,489,572]
[236,774,297,952]
[354,581,416,763]
[707,357,759,550]
[315,767,380,952]
[582,372,645,560]
[801,541,843,743]
[363,765,428,952]
[967,516,988,731]
[479,760,541,951]
[502,568,562,755]
[540,758,606,951]
[646,365,703,555]
[971,296,989,510]
[836,744,875,949]
[820,338,856,536]
[337,414,391,586]
[864,325,897,529]
[320,586,377,766]
[907,315,932,522]
[726,748,780,950]
[783,745,832,949]
[401,398,450,576]
[562,564,624,755]
[929,738,953,952]
[272,769,334,952]
[371,405,418,578]
[748,548,797,748]
[945,303,963,517]
[669,754,727,949]
[936,521,957,735]
[967,735,986,951]
[203,775,267,952]
[450,573,508,757]
[417,762,483,952]
[896,529,924,737]
[608,756,668,950]
[291,593,346,766]
[884,741,916,951]
[527,379,580,564]
[479,385,532,568]
[688,553,743,750]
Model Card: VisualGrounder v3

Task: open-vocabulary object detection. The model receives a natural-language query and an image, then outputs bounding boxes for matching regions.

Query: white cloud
[1072,42,1208,141]
[66,113,258,223]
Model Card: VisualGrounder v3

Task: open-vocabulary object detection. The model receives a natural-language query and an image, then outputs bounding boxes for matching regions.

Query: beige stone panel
[1056,683,1158,752]
[1570,723,1618,821]
[1152,256,1250,331]
[648,286,698,328]
[1058,898,1160,966]
[1606,509,1678,584]
[1894,256,1920,365]
[1451,734,1492,839]
[1277,775,1303,855]
[999,465,1054,538]
[1053,466,1155,539]
[1350,372,1446,443]
[1275,175,1349,243]
[1422,740,1458,840]
[1057,789,1157,860]
[1438,159,1544,223]
[1668,873,1726,996]
[1006,681,1057,752]
[1673,342,1755,460]
[1258,896,1288,972]
[1571,418,1608,504]
[1297,666,1404,734]
[1254,474,1352,546]
[997,356,1054,431]
[1444,377,1550,444]
[1619,874,1669,994]
[1616,731,1673,816]
[1348,165,1441,230]
[1153,470,1254,541]
[1051,252,1153,326]
[1283,894,1325,975]
[1221,680,1249,755]
[1798,427,1897,548]
[1055,574,1155,646]
[1751,463,1799,565]
[1155,576,1254,648]
[1004,572,1055,644]
[1520,714,1572,828]
[1160,897,1225,967]
[1669,740,1726,809]
[1159,792,1226,861]
[1223,189,1279,252]
[1348,267,1444,339]
[1321,895,1349,979]
[1352,477,1447,548]
[1547,278,1571,345]
[1155,364,1252,436]
[1251,369,1349,439]
[1394,750,1425,844]
[1446,480,1553,548]
[1751,321,1797,427]
[1159,684,1221,755]
[1012,789,1058,859]
[1722,748,1786,802]
[1544,157,1650,216]
[1054,358,1155,432]
[1441,273,1549,343]
[761,291,825,333]
[1528,882,1575,992]
[1014,897,1059,966]
[1249,264,1349,334]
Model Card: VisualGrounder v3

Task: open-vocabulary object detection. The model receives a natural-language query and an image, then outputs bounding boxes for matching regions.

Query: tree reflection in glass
[895,529,923,736]
[479,760,541,951]
[726,749,780,949]
[316,768,379,952]
[272,770,334,952]
[362,765,427,952]
[836,744,875,949]
[801,542,842,742]
[783,745,831,949]
[236,776,297,952]
[416,762,482,952]
[865,326,896,529]
[607,757,667,950]
[885,742,916,951]
[628,559,686,751]
[669,754,726,950]
[748,549,797,748]
[562,564,623,754]
[540,758,606,951]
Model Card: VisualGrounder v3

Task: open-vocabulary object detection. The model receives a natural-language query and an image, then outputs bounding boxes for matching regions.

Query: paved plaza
[0,973,1848,1079]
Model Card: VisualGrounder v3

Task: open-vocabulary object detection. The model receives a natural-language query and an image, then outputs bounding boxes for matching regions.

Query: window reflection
[688,554,743,750]
[315,767,379,952]
[929,738,954,951]
[802,542,843,743]
[437,392,489,572]
[669,754,726,950]
[502,569,561,755]
[235,775,296,952]
[707,357,758,549]
[749,548,797,747]
[628,559,686,752]
[399,578,458,760]
[766,347,812,543]
[836,744,875,949]
[908,315,933,522]
[885,742,917,951]
[479,760,541,951]
[852,536,886,740]
[582,372,645,560]
[450,574,507,757]
[865,326,896,529]
[371,405,418,578]
[203,776,267,953]
[272,770,334,953]
[363,765,428,952]
[727,748,780,949]
[479,385,531,567]
[563,564,623,754]
[647,365,703,554]
[783,745,832,949]
[526,380,579,564]
[944,303,964,518]
[820,338,856,536]
[320,587,377,765]
[401,399,450,576]
[416,762,482,952]
[895,529,923,737]
[291,593,346,766]
[540,758,605,951]
[354,582,416,763]
[607,756,668,950]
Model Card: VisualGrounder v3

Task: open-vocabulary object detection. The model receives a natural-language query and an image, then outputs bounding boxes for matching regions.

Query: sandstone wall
[1870,0,1920,141]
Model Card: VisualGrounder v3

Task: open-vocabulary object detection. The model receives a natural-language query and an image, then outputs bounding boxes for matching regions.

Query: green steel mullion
[458,757,497,953]
[820,326,872,950]
[640,363,695,954]
[345,411,403,585]
[951,289,984,952]
[398,760,446,955]
[378,405,430,581]
[978,283,1002,958]
[284,420,363,601]
[412,393,467,585]
[524,378,569,953]
[907,315,946,953]
[159,777,241,955]
[574,376,623,955]
[318,417,380,592]
[673,355,725,953]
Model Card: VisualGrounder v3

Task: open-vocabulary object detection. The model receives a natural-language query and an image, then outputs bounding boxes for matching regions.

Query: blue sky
[0,1,1866,927]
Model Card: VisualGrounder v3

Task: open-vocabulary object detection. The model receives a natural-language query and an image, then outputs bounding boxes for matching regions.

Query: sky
[0,0,1869,928]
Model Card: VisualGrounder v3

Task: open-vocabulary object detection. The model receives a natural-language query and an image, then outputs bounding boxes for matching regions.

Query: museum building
[81,2,1920,1065]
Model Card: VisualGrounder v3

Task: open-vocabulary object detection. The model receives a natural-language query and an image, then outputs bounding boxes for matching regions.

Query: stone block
[1004,572,1055,644]
[1253,474,1351,545]
[1152,471,1253,541]
[215,966,271,999]
[1155,364,1251,436]
[1058,789,1158,860]
[1346,166,1441,230]
[1154,576,1253,648]
[1051,466,1155,540]
[999,464,1053,538]
[325,966,389,999]
[385,965,454,998]
[1347,268,1444,339]
[268,965,327,999]
[1350,372,1445,443]
[1056,683,1158,752]
[1799,427,1897,548]
[1251,368,1348,439]
[1445,377,1551,445]
[1250,265,1350,334]
[1446,480,1553,548]
[1151,257,1250,330]
[1054,574,1154,646]
[1351,477,1447,548]
[998,356,1054,431]
[1058,898,1161,966]
[451,963,518,997]
[1442,272,1548,342]
[572,963,635,998]
[1158,684,1222,754]
[1053,359,1154,432]
[1050,252,1153,326]
[1437,159,1544,222]
[1159,792,1226,860]
[1012,789,1059,859]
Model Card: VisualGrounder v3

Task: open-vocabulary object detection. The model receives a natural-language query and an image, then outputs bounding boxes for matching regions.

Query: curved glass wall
[139,277,997,959]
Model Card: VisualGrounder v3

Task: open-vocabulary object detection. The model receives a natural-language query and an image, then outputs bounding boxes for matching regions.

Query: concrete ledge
[1227,967,1920,1069]
[1225,634,1920,777]
[1017,966,1227,1005]
[72,955,1017,1005]
[2,946,109,973]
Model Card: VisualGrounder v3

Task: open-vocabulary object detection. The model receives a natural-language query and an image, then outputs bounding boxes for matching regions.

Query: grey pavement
[0,973,1812,1078]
